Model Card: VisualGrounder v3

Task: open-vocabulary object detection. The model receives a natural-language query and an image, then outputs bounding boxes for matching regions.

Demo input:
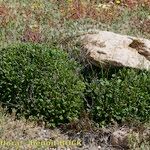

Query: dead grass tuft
[130,16,150,35]
[21,25,45,43]
[59,1,122,23]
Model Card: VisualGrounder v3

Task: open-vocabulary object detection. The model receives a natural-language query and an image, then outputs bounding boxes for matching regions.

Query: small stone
[98,145,101,149]
[110,128,129,148]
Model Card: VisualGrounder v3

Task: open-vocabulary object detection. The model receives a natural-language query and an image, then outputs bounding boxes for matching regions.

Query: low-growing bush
[85,68,150,126]
[0,43,85,127]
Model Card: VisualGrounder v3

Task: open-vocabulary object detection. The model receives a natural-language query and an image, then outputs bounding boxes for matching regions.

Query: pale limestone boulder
[81,31,150,70]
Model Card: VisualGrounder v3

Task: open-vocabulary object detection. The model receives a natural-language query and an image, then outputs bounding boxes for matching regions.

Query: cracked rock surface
[81,31,150,70]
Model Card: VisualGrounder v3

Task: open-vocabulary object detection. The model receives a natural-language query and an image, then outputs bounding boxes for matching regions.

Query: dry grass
[0,107,150,150]
[130,17,150,35]
[128,123,150,149]
[59,1,121,22]
[0,107,69,150]
[0,0,150,47]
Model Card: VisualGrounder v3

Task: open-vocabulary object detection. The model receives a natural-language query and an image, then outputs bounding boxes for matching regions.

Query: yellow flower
[115,0,121,4]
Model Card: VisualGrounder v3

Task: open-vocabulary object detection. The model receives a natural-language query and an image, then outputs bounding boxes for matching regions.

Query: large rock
[81,31,150,70]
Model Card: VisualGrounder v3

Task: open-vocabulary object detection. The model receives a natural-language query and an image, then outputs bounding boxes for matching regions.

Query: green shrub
[0,43,85,127]
[86,68,150,126]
